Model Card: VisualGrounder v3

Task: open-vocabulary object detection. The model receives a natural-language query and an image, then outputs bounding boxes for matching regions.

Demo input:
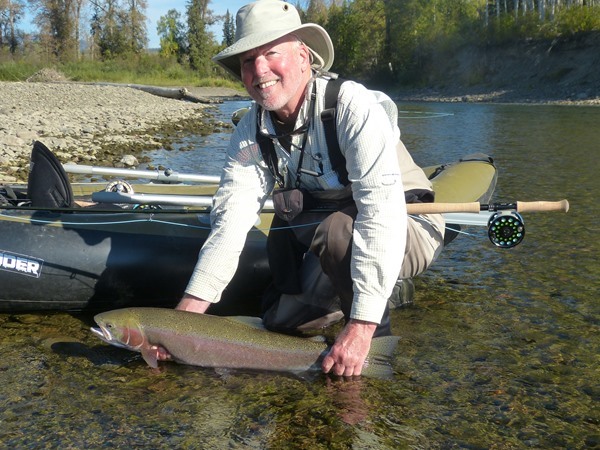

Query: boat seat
[27,141,129,210]
[28,141,74,208]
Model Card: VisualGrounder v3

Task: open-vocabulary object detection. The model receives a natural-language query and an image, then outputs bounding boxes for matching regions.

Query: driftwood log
[78,82,222,104]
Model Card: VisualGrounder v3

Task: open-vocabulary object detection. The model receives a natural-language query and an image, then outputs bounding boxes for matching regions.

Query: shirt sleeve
[336,82,407,324]
[185,108,275,302]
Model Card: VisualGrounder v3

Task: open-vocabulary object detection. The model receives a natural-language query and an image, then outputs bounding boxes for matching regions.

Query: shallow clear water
[141,100,253,177]
[1,101,598,449]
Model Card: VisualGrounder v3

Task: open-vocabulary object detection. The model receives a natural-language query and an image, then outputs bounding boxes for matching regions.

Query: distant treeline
[1,0,599,85]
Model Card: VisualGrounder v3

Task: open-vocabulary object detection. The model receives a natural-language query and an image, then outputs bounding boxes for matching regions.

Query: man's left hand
[321,319,377,377]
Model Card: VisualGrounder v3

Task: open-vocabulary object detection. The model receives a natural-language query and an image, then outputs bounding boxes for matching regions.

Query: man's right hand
[153,293,211,361]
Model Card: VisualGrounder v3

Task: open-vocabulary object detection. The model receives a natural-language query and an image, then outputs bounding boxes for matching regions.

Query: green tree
[30,0,79,60]
[0,0,25,53]
[304,0,328,25]
[221,9,234,46]
[186,0,216,75]
[125,0,147,52]
[382,0,471,83]
[91,0,148,58]
[326,0,387,80]
[95,0,125,58]
[157,9,185,57]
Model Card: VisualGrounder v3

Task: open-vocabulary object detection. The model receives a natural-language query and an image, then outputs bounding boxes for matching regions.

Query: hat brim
[212,24,334,80]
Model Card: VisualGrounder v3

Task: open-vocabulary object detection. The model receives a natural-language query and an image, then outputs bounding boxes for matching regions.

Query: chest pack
[256,77,348,188]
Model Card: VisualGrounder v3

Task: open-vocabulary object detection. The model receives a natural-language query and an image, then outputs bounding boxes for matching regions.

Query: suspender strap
[320,77,348,186]
[256,130,285,187]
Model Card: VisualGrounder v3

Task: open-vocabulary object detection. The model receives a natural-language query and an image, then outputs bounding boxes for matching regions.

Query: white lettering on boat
[0,250,43,278]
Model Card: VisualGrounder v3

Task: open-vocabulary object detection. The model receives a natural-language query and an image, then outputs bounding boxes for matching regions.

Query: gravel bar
[0,81,211,182]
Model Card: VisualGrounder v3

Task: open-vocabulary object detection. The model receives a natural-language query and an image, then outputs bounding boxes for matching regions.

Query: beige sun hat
[212,0,334,80]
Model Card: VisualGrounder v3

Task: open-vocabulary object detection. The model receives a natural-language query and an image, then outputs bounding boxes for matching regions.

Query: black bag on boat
[28,141,74,208]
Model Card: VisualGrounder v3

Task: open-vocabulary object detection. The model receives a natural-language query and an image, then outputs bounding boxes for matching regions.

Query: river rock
[120,155,139,167]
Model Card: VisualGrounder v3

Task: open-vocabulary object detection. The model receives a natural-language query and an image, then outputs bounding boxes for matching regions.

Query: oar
[63,164,221,184]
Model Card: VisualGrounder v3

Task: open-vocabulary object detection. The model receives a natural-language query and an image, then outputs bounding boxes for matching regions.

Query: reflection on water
[1,102,598,448]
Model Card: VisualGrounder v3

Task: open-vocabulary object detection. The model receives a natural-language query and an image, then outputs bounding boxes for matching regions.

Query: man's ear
[299,44,311,72]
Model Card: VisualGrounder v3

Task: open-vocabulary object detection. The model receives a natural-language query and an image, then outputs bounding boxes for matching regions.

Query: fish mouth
[91,325,112,341]
[90,326,131,350]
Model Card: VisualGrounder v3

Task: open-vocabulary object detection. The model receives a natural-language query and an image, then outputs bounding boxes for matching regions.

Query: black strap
[256,130,284,187]
[320,76,348,186]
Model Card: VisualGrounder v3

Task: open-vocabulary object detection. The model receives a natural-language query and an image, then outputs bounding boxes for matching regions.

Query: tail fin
[362,336,400,379]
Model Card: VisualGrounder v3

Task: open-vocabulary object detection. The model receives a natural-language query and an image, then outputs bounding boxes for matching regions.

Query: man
[161,0,445,377]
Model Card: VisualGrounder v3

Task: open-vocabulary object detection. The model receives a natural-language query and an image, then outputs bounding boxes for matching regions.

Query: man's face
[239,35,311,118]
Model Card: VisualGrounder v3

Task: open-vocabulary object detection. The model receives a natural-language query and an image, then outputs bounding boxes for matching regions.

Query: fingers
[150,345,171,361]
[322,354,335,374]
[321,320,375,378]
[322,355,363,378]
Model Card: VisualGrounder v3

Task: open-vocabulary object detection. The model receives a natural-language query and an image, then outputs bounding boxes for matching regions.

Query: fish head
[92,308,146,351]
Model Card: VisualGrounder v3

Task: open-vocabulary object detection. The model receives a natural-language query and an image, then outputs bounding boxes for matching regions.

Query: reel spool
[105,180,134,194]
[488,211,525,248]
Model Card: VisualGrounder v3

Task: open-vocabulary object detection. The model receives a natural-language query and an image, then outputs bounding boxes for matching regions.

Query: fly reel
[488,211,525,248]
[105,180,134,194]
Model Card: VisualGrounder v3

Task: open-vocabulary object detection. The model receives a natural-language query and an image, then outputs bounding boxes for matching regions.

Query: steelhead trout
[91,307,399,379]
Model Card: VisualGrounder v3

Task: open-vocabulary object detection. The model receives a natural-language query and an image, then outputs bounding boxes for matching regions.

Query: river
[0,100,598,449]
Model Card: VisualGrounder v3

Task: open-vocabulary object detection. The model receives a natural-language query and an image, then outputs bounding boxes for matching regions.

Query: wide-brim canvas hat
[213,0,334,80]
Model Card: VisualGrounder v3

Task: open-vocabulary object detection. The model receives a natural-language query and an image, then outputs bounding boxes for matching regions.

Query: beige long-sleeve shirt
[186,76,432,324]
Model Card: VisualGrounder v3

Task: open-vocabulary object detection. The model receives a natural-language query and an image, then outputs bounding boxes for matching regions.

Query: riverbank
[393,87,600,106]
[1,77,598,183]
[0,82,245,183]
[393,31,600,106]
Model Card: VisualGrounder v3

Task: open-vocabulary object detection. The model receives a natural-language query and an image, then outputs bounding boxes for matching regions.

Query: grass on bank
[0,53,244,90]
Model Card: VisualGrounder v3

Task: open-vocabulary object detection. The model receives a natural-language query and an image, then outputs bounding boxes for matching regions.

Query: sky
[146,0,248,48]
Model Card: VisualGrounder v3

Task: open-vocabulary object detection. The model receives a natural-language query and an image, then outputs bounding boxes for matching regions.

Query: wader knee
[310,208,355,308]
[266,215,308,294]
[310,205,392,337]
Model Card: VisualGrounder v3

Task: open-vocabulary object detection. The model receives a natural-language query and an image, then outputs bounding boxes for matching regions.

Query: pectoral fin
[140,345,159,369]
